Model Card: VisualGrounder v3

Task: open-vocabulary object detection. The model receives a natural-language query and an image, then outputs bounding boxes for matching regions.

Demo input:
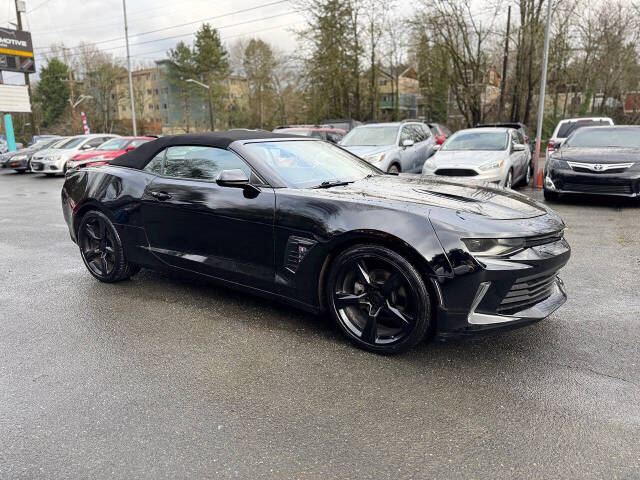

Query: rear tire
[78,210,140,283]
[326,244,431,354]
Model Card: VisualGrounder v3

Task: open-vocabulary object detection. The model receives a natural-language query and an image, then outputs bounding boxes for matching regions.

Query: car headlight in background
[363,152,386,164]
[462,237,524,257]
[478,159,504,171]
[423,159,436,171]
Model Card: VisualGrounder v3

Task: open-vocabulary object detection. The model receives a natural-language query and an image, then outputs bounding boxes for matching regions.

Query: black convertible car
[62,130,571,354]
[544,126,640,200]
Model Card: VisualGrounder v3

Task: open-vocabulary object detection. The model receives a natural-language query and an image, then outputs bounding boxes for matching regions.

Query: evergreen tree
[166,41,198,132]
[193,23,229,129]
[243,39,277,128]
[35,58,70,128]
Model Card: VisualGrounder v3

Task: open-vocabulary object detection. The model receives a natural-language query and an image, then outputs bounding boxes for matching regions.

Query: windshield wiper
[312,180,354,189]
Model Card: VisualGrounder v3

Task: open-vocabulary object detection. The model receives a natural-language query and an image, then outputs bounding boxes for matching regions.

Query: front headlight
[462,237,524,257]
[478,159,504,171]
[13,154,28,161]
[423,159,436,171]
[363,152,386,164]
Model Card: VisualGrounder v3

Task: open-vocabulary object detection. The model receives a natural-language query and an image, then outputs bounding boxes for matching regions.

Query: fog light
[50,165,57,170]
[544,176,556,190]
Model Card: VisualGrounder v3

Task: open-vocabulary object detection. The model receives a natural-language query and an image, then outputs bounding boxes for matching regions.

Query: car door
[140,145,276,290]
[507,132,523,179]
[513,130,528,178]
[414,124,435,171]
[398,125,419,172]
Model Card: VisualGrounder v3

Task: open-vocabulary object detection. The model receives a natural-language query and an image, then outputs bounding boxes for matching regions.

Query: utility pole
[62,47,76,134]
[498,5,511,121]
[122,0,137,135]
[14,0,35,138]
[533,0,553,187]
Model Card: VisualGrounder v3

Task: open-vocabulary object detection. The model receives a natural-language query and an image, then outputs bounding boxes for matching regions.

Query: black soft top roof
[110,130,296,170]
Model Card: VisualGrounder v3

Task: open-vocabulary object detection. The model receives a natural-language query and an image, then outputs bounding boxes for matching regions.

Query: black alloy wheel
[326,244,431,354]
[78,210,139,283]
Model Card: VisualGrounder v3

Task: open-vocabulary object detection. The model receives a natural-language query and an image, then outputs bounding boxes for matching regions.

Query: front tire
[388,164,400,174]
[78,210,139,283]
[504,169,514,189]
[326,244,431,354]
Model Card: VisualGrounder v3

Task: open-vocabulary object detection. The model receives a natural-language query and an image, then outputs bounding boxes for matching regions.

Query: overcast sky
[1,0,313,83]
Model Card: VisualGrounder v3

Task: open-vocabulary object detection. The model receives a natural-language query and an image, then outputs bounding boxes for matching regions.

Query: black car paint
[62,138,570,338]
[545,146,640,197]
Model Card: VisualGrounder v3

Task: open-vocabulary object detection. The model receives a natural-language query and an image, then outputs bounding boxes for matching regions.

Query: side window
[86,138,105,148]
[163,146,251,181]
[144,150,165,175]
[399,127,412,144]
[420,124,431,139]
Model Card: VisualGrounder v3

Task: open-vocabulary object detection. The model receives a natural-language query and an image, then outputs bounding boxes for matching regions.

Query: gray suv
[339,121,437,173]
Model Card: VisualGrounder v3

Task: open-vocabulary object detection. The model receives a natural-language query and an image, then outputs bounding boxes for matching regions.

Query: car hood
[432,150,507,167]
[560,147,640,164]
[307,175,547,220]
[341,145,394,158]
[35,148,80,159]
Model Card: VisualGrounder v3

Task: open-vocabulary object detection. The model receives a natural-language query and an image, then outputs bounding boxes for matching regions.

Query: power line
[35,0,290,53]
[37,9,305,60]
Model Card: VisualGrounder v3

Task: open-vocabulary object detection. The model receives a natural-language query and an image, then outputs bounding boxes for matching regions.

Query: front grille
[562,182,632,194]
[31,162,43,170]
[435,168,478,177]
[571,166,628,175]
[497,270,558,314]
[523,230,564,247]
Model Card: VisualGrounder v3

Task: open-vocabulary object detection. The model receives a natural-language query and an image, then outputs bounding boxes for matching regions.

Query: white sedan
[30,134,119,176]
[422,127,531,188]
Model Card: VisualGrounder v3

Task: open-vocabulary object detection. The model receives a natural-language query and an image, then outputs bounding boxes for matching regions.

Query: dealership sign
[0,28,35,74]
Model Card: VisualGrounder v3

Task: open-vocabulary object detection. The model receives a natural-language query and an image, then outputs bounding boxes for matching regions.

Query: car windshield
[59,137,85,149]
[565,128,640,148]
[98,138,133,150]
[244,140,381,189]
[340,126,398,146]
[557,120,611,138]
[441,131,508,151]
[32,138,59,149]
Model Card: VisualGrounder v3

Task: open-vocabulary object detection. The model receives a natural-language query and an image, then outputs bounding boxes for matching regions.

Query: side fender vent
[285,236,316,273]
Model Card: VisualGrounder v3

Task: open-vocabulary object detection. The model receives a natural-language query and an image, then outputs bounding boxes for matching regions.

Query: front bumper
[545,163,640,197]
[434,237,571,339]
[31,159,65,173]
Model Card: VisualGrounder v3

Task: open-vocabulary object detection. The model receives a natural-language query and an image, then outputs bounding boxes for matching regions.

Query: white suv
[546,117,613,161]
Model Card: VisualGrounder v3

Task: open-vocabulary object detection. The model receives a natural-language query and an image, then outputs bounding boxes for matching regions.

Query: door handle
[149,190,172,201]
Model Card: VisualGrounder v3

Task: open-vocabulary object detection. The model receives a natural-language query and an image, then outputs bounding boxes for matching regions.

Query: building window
[147,89,152,95]
[163,104,168,109]
[122,105,126,111]
[156,104,160,110]
[154,89,159,95]
[148,104,153,109]
[379,79,388,86]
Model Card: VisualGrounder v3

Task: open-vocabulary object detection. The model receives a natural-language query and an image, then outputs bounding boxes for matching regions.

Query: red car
[427,123,453,145]
[67,137,155,169]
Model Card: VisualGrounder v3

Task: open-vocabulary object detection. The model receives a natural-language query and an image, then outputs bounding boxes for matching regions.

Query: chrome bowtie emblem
[593,164,604,171]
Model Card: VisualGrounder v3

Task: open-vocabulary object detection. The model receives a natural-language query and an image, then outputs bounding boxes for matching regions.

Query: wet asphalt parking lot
[0,168,639,479]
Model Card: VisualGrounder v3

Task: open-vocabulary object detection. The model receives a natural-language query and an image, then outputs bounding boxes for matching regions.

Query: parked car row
[1,133,154,175]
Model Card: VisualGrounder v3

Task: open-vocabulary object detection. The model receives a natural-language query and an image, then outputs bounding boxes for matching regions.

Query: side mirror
[125,145,136,152]
[81,144,93,150]
[552,140,563,150]
[402,139,415,148]
[216,169,250,188]
[513,143,526,151]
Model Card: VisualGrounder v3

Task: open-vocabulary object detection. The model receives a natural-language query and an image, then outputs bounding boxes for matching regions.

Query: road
[0,168,638,479]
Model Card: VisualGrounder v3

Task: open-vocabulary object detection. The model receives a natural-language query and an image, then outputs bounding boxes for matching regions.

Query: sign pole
[4,114,16,152]
[14,0,35,139]
[122,0,137,136]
